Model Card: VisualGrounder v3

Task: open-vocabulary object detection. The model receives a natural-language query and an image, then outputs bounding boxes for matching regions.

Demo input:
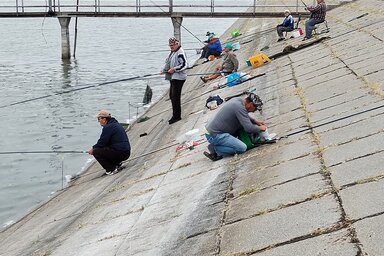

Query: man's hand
[88,148,94,155]
[168,68,176,74]
[258,124,267,132]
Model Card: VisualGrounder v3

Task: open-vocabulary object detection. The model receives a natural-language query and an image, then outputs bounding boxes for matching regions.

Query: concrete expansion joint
[331,129,384,147]
[322,41,384,98]
[340,173,384,191]
[225,190,334,227]
[288,56,364,251]
[232,222,350,256]
[327,148,384,169]
[215,162,238,255]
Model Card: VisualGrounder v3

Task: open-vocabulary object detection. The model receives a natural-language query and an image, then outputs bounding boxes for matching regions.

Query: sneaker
[277,38,285,42]
[105,170,114,175]
[203,151,223,161]
[202,58,209,63]
[116,162,124,171]
[200,76,207,83]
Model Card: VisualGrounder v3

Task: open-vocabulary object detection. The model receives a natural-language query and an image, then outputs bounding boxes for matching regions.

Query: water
[0,11,236,228]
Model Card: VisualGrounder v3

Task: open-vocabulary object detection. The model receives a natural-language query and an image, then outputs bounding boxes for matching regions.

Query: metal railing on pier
[0,0,344,18]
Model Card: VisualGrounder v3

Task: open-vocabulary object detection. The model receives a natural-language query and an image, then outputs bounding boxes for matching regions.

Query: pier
[1,0,346,59]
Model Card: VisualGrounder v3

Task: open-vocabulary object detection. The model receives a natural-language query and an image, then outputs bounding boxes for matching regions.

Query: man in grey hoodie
[163,37,188,125]
[204,93,268,161]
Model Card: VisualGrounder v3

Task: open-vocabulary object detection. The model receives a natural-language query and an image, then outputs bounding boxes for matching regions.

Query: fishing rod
[281,104,384,139]
[149,0,205,46]
[0,72,162,109]
[0,150,87,155]
[300,0,308,8]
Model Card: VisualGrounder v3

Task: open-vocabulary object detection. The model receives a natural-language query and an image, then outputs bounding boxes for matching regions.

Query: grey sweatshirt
[206,97,261,136]
[169,46,188,80]
[221,51,239,73]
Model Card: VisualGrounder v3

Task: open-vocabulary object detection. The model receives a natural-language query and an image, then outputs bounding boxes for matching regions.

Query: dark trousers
[276,25,293,38]
[201,47,221,59]
[169,79,185,120]
[93,147,130,172]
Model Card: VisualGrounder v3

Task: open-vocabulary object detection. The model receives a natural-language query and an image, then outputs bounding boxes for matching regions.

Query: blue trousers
[206,133,247,157]
[305,18,320,39]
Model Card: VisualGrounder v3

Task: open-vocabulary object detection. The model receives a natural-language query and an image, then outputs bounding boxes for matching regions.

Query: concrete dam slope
[1,0,383,255]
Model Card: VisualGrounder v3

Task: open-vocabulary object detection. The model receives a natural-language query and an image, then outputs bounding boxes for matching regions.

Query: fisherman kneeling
[88,110,131,175]
[204,93,272,161]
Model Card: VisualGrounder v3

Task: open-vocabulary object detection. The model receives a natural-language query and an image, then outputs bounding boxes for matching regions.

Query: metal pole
[169,0,173,14]
[73,0,79,58]
[15,0,18,14]
[253,0,256,15]
[296,0,299,14]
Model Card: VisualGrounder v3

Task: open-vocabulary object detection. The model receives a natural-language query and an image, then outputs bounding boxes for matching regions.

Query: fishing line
[281,104,384,139]
[0,72,161,109]
[0,150,87,155]
[149,0,205,46]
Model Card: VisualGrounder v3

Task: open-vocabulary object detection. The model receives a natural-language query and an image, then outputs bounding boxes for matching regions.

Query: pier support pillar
[58,17,71,60]
[171,16,183,43]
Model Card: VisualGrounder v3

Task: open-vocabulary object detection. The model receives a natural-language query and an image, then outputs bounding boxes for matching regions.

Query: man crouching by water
[88,110,131,175]
[204,93,270,161]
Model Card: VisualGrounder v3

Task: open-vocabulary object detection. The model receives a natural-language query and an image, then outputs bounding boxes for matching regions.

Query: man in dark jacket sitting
[88,110,131,175]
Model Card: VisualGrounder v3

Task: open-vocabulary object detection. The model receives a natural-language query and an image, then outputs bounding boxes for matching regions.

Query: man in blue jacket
[276,9,294,42]
[88,110,131,175]
[200,36,222,61]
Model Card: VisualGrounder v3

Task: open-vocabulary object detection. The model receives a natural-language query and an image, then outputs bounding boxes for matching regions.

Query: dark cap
[168,37,179,45]
[246,93,263,111]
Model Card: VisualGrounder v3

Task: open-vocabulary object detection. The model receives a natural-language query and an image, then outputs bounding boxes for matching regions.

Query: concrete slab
[310,95,379,124]
[220,195,341,255]
[252,229,358,256]
[330,151,384,188]
[353,214,384,256]
[323,132,384,167]
[319,112,384,147]
[339,179,384,220]
[232,154,321,197]
[227,173,330,223]
[236,136,317,170]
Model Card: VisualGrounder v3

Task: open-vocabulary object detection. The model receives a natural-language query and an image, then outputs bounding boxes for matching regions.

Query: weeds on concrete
[98,234,118,242]
[32,251,51,256]
[238,187,260,197]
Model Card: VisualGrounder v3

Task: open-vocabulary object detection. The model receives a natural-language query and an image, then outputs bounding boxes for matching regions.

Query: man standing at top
[303,0,327,40]
[203,93,270,161]
[276,9,295,42]
[162,37,188,125]
[88,110,131,175]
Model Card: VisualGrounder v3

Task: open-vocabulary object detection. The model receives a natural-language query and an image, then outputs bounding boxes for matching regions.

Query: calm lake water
[0,8,236,228]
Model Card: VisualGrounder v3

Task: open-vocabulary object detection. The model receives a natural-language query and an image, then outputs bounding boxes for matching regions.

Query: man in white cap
[88,110,131,175]
[276,9,294,42]
[162,37,188,125]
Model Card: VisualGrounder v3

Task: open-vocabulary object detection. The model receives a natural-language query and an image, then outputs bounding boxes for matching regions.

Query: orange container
[248,54,272,69]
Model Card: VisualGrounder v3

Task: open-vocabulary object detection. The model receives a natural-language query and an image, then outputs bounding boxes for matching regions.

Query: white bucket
[185,129,200,141]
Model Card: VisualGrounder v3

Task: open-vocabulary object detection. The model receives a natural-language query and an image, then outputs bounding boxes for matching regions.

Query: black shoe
[200,76,207,83]
[277,38,285,42]
[116,162,124,171]
[168,117,181,125]
[105,170,114,176]
[203,151,223,161]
